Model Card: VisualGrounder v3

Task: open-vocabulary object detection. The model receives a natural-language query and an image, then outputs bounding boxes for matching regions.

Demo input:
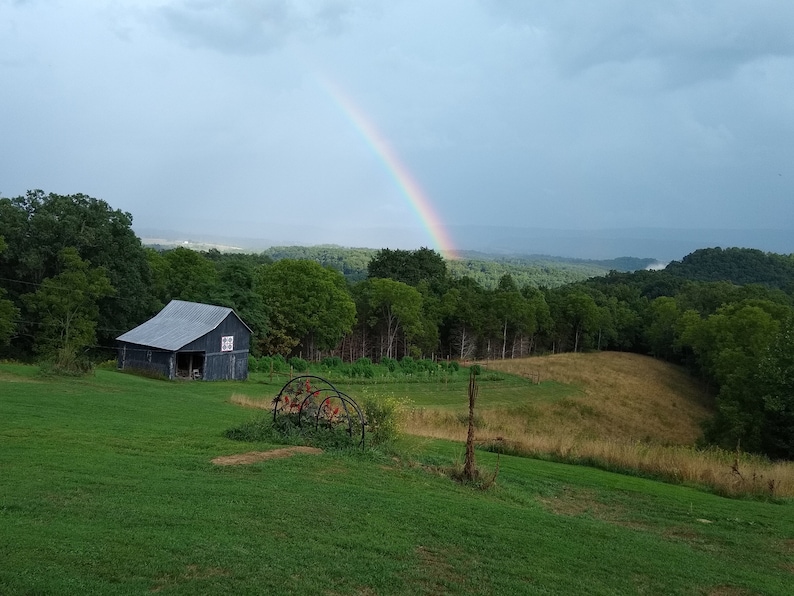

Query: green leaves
[23,248,114,372]
[256,259,356,357]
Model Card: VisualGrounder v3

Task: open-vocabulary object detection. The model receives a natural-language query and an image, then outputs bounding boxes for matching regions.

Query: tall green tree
[0,190,157,349]
[256,260,355,358]
[367,247,448,291]
[213,260,269,355]
[441,277,486,360]
[157,247,219,304]
[23,248,114,371]
[359,278,424,359]
[680,300,787,452]
[756,316,794,458]
[0,236,20,347]
[548,288,600,353]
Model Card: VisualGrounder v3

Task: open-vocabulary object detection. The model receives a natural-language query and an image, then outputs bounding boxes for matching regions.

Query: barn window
[221,336,234,352]
[146,350,152,362]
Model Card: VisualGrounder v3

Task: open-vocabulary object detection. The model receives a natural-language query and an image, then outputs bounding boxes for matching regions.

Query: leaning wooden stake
[463,369,479,481]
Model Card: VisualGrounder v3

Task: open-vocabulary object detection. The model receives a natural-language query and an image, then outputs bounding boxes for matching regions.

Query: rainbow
[318,77,459,260]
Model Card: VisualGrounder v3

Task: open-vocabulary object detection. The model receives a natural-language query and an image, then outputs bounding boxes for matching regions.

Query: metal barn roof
[116,300,251,351]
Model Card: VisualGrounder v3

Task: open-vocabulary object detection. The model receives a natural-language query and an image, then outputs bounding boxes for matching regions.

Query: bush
[399,356,417,374]
[350,360,375,378]
[362,397,404,447]
[247,355,259,373]
[258,355,288,374]
[380,357,398,372]
[288,357,308,372]
[417,359,437,374]
[226,411,363,450]
[321,356,343,369]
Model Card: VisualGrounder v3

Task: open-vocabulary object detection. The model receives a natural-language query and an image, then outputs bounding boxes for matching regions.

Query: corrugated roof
[116,300,251,351]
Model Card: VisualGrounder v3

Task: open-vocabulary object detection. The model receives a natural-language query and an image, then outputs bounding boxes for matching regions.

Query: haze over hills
[135,224,794,263]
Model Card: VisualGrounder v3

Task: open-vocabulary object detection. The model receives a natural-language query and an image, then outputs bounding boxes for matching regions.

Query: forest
[1,191,793,459]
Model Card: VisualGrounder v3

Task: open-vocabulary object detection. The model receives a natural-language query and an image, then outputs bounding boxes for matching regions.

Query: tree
[757,316,794,458]
[645,297,681,360]
[489,274,530,359]
[680,300,787,453]
[0,236,19,347]
[0,191,157,350]
[441,277,487,360]
[256,260,356,358]
[157,247,219,304]
[23,248,114,371]
[547,288,600,353]
[213,260,269,356]
[367,247,448,291]
[359,278,424,359]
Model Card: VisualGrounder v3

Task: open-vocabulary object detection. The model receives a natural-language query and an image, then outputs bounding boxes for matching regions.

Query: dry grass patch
[211,447,322,465]
[403,353,794,498]
[486,352,712,444]
[229,393,272,410]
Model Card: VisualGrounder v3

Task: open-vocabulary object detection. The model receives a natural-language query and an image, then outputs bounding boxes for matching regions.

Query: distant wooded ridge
[143,242,659,288]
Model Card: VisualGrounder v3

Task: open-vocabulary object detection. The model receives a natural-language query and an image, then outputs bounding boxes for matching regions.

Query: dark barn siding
[117,342,174,379]
[179,314,250,381]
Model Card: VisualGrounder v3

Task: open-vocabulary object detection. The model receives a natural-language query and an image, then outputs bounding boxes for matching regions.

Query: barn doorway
[176,351,205,379]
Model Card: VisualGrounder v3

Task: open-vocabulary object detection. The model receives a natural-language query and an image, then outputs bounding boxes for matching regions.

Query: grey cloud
[483,0,794,89]
[157,0,358,54]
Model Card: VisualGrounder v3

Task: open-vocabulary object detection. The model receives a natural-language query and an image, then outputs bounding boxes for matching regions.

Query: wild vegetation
[1,189,793,461]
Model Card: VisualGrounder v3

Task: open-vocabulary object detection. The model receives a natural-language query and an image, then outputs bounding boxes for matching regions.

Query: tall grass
[401,353,794,499]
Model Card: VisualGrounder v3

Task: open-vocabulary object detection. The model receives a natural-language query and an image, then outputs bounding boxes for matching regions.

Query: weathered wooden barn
[116,300,252,381]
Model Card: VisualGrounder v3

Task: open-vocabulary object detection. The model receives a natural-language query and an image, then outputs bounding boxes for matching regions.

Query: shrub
[380,357,398,372]
[257,355,288,374]
[247,355,259,373]
[321,356,343,369]
[399,356,417,374]
[288,357,308,372]
[350,360,375,378]
[362,397,404,447]
[417,359,437,374]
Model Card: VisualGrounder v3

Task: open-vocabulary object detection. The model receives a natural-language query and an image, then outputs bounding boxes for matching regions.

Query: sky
[1,0,793,259]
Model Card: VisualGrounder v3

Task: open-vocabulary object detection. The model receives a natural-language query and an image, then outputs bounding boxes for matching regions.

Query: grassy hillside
[1,362,793,594]
[484,352,713,444]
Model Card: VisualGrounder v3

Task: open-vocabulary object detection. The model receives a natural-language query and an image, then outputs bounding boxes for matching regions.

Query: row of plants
[247,354,461,380]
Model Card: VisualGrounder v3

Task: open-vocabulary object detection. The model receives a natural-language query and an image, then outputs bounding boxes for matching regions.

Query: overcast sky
[2,0,793,256]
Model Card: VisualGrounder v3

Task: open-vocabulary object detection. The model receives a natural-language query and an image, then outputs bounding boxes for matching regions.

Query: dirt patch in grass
[150,565,230,592]
[415,545,469,594]
[211,446,322,465]
[536,487,649,532]
[0,371,40,383]
[703,586,757,596]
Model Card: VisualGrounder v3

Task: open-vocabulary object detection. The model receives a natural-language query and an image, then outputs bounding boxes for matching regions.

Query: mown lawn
[1,363,792,595]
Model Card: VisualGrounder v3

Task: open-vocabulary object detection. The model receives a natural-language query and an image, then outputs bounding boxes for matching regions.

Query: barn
[116,300,252,381]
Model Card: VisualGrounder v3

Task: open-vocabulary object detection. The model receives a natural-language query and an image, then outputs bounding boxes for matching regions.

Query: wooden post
[463,370,479,481]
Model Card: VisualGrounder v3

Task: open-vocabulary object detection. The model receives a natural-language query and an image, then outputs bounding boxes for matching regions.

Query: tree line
[1,191,793,458]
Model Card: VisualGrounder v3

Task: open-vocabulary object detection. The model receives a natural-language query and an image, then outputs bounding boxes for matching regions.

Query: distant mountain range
[447,226,794,262]
[135,225,793,263]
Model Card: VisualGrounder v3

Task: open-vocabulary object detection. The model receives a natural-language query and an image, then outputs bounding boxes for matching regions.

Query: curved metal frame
[272,375,366,447]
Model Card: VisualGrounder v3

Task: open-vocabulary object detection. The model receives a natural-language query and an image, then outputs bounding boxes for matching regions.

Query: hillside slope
[482,352,713,445]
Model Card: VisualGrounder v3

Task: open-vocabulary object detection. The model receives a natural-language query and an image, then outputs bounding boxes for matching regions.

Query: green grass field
[1,363,792,595]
